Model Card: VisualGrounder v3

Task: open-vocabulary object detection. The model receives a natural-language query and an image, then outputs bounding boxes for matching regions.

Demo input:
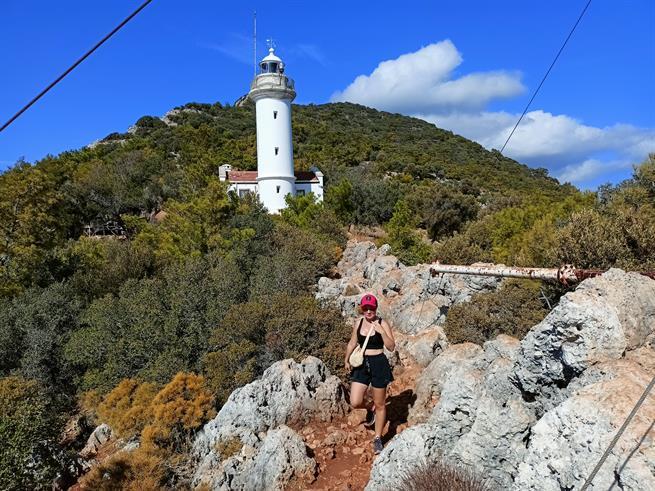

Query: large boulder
[513,269,655,415]
[368,270,655,490]
[515,359,655,490]
[226,426,316,491]
[192,357,347,489]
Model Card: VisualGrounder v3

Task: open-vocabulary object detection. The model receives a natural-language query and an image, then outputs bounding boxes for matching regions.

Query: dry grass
[393,461,493,491]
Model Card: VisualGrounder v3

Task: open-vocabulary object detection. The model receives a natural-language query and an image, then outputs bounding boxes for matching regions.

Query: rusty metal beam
[429,263,655,285]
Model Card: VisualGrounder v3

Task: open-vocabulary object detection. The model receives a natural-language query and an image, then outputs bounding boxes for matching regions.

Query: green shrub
[444,280,548,345]
[65,254,247,392]
[204,295,350,405]
[249,223,338,298]
[385,200,433,266]
[0,377,61,490]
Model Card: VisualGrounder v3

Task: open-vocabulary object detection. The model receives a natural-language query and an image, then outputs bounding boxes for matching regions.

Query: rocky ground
[75,240,655,490]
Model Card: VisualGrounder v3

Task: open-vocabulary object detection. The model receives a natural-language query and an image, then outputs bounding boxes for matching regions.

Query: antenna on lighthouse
[253,11,257,77]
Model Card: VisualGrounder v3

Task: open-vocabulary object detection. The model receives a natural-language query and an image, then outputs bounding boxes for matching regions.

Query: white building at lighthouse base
[219,164,324,212]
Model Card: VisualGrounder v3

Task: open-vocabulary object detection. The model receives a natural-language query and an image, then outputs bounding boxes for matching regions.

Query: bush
[65,254,247,392]
[552,209,630,269]
[385,200,433,266]
[249,224,338,298]
[0,376,62,490]
[90,373,215,488]
[444,280,548,345]
[433,232,492,265]
[142,372,215,452]
[395,460,491,491]
[78,448,166,491]
[204,295,350,405]
[406,182,479,241]
[96,379,159,439]
[1,282,82,405]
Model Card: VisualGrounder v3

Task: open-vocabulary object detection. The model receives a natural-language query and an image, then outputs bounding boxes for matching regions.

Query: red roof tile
[227,170,320,183]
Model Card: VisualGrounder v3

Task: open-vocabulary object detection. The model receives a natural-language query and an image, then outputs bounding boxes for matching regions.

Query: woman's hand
[344,361,352,372]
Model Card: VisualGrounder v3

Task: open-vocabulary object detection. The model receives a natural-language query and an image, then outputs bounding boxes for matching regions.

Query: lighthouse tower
[248,47,297,214]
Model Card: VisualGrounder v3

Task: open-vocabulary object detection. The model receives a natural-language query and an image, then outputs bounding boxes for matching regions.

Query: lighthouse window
[273,111,278,119]
[274,147,279,155]
[276,186,281,194]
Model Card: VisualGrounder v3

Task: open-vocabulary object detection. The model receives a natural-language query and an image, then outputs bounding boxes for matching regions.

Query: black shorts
[350,353,394,389]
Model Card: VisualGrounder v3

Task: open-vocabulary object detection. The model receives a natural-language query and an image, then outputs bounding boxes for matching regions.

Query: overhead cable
[500,0,593,154]
[580,374,655,490]
[0,0,154,134]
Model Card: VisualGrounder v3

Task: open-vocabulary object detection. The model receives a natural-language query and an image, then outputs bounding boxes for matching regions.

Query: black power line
[500,0,593,154]
[0,0,154,134]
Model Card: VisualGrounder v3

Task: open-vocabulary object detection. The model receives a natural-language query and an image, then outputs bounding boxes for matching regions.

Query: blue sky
[1,0,653,189]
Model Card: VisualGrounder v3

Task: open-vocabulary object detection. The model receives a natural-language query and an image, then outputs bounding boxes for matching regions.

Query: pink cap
[360,293,378,309]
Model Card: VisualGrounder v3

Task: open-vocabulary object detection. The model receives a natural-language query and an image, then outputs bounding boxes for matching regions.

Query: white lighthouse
[248,47,297,214]
[219,47,324,212]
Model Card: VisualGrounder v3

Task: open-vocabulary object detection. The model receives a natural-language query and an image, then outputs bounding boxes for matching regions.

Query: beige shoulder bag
[349,319,373,368]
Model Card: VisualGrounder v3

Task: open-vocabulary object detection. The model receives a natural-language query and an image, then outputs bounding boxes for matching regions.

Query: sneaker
[373,436,384,455]
[363,406,376,427]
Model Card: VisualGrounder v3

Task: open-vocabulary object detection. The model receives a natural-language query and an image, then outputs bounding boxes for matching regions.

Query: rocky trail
[296,364,420,491]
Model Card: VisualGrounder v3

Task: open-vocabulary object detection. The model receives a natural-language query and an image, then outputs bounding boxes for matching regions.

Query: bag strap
[360,318,374,352]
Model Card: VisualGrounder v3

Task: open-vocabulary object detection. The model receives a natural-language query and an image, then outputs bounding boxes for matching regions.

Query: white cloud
[333,41,655,188]
[421,110,655,165]
[555,159,635,189]
[331,41,524,113]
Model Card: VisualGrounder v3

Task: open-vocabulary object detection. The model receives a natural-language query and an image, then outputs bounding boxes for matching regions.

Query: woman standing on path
[344,293,396,454]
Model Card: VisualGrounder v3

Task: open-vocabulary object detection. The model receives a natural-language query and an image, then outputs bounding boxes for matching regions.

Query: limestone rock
[366,424,443,490]
[192,357,347,489]
[370,270,655,490]
[513,269,655,414]
[515,361,655,490]
[79,423,112,459]
[395,326,449,367]
[409,343,483,424]
[231,426,316,491]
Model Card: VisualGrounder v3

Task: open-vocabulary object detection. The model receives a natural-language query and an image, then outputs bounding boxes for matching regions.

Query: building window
[273,111,278,119]
[274,147,279,155]
[297,190,305,196]
[238,189,252,198]
[276,186,281,194]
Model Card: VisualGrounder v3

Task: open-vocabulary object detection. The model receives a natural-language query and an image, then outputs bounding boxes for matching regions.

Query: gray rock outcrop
[79,423,112,459]
[192,356,347,490]
[367,270,655,491]
[316,240,500,365]
[216,426,316,491]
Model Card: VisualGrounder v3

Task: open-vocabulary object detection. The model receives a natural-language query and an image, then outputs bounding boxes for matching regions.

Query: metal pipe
[429,263,655,285]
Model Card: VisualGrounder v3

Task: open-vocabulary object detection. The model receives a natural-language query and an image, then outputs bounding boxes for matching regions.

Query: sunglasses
[362,306,376,312]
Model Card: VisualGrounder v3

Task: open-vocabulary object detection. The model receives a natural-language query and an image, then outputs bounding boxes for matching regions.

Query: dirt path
[292,364,420,491]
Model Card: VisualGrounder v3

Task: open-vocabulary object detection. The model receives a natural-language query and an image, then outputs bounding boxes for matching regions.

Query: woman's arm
[377,319,396,352]
[344,318,360,370]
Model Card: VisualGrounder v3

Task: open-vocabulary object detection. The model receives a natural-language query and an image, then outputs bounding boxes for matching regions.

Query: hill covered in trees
[0,101,653,489]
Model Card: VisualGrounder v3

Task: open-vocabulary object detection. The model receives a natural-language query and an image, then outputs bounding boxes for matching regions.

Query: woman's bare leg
[350,382,370,409]
[371,386,387,438]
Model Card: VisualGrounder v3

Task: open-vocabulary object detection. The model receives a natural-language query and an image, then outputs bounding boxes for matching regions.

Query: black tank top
[357,318,384,350]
